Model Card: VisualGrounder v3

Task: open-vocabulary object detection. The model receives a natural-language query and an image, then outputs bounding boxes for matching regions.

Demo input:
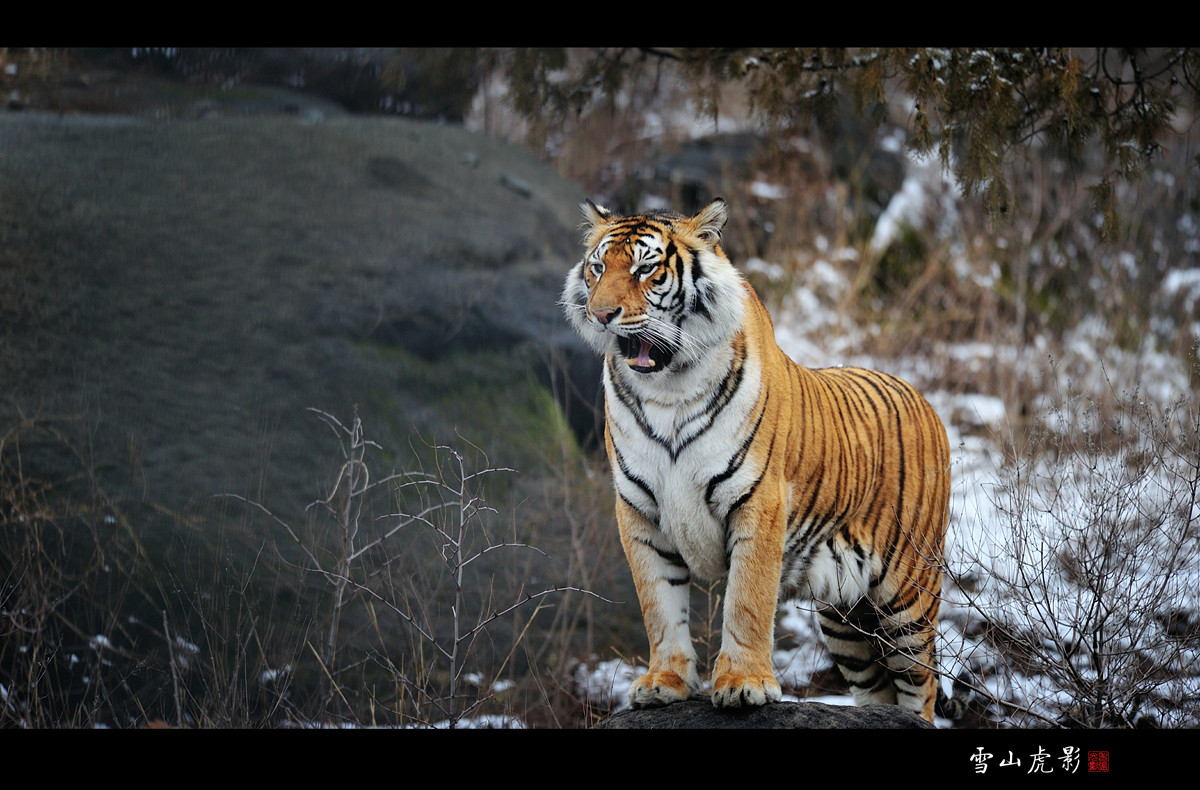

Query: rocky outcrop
[595,699,935,729]
[0,104,599,526]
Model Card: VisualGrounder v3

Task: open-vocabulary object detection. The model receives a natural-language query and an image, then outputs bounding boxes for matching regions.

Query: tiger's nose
[592,307,619,325]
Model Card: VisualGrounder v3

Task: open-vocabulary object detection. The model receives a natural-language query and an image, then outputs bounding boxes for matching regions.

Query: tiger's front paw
[711,672,782,708]
[628,670,698,709]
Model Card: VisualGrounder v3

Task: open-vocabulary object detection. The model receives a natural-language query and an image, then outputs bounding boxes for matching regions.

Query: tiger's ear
[580,200,613,236]
[690,198,728,246]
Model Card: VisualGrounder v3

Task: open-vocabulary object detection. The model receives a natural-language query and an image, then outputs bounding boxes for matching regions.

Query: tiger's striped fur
[561,198,952,722]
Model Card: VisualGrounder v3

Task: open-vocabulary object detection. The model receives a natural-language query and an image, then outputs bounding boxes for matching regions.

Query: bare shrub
[945,374,1200,727]
[223,408,607,728]
[1,400,613,728]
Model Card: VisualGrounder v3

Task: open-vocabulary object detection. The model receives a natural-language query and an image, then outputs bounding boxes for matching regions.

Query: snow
[869,151,958,255]
[749,179,789,201]
[1163,268,1200,312]
[532,65,1200,728]
[566,175,1200,726]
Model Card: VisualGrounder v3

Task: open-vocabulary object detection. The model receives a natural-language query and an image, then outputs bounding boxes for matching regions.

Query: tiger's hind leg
[817,604,897,708]
[817,600,940,722]
[878,611,941,722]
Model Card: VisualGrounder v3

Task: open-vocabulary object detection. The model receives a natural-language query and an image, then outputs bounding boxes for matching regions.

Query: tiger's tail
[934,673,969,721]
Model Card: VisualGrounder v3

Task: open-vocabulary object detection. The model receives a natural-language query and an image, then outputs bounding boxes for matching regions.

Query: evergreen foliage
[487,47,1200,235]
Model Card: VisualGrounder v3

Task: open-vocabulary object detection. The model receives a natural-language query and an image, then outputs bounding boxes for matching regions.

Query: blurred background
[2,47,1198,729]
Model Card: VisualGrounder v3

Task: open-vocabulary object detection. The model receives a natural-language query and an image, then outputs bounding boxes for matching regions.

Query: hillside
[3,50,1199,730]
[0,76,625,727]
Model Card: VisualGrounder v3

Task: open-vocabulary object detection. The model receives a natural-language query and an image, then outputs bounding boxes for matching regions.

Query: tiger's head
[562,198,746,375]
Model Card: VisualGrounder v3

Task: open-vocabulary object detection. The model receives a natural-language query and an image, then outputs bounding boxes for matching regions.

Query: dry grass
[0,406,622,728]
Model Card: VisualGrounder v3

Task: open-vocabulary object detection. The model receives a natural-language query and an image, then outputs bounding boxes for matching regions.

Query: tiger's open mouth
[617,334,675,374]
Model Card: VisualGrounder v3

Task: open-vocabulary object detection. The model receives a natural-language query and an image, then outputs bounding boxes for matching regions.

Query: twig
[163,610,184,729]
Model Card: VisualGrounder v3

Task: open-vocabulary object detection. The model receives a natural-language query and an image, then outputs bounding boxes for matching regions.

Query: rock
[0,108,601,526]
[594,698,935,729]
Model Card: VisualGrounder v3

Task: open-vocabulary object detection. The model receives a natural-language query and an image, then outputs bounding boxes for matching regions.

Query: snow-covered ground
[468,75,1200,725]
[568,152,1200,729]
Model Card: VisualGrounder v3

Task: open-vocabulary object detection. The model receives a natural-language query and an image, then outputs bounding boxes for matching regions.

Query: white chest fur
[604,346,765,582]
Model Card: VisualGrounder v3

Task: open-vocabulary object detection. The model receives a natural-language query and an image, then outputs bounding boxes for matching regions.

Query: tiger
[561,197,954,723]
